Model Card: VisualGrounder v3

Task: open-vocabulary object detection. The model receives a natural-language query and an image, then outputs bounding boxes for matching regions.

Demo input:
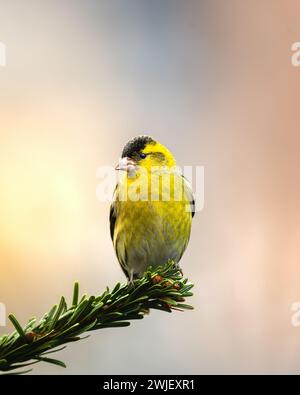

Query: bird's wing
[182,175,195,218]
[109,186,118,241]
[109,186,130,278]
[109,204,116,241]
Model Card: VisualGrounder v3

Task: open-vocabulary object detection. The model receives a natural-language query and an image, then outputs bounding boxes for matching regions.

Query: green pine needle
[0,261,194,374]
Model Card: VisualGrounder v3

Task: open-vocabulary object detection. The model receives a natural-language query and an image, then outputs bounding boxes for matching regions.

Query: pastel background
[0,0,300,374]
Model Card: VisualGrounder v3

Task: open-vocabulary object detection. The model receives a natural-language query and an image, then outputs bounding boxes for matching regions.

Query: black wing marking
[109,185,118,241]
[182,175,195,218]
[191,195,195,218]
[109,203,116,241]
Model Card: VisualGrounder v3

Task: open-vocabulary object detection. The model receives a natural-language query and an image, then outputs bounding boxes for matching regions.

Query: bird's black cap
[121,135,155,158]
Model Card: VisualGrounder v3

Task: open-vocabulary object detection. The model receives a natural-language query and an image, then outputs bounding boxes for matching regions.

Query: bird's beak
[115,157,137,173]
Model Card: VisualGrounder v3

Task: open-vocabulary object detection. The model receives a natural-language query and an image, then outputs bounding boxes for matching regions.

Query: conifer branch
[0,261,194,374]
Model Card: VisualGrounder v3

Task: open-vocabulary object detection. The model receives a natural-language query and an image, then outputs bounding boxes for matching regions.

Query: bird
[110,135,195,282]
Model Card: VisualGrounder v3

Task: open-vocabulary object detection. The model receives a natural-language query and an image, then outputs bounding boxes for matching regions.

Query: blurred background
[0,0,300,374]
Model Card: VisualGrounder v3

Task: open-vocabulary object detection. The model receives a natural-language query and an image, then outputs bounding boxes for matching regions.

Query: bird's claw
[127,270,136,288]
[173,262,183,276]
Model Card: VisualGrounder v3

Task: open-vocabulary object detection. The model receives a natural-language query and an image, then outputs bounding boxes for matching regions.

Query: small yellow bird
[110,135,194,281]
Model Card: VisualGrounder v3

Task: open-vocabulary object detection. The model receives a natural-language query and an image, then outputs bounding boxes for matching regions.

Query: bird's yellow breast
[113,171,192,277]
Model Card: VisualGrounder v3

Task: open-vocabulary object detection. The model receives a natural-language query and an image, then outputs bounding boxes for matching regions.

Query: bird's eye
[139,153,147,159]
